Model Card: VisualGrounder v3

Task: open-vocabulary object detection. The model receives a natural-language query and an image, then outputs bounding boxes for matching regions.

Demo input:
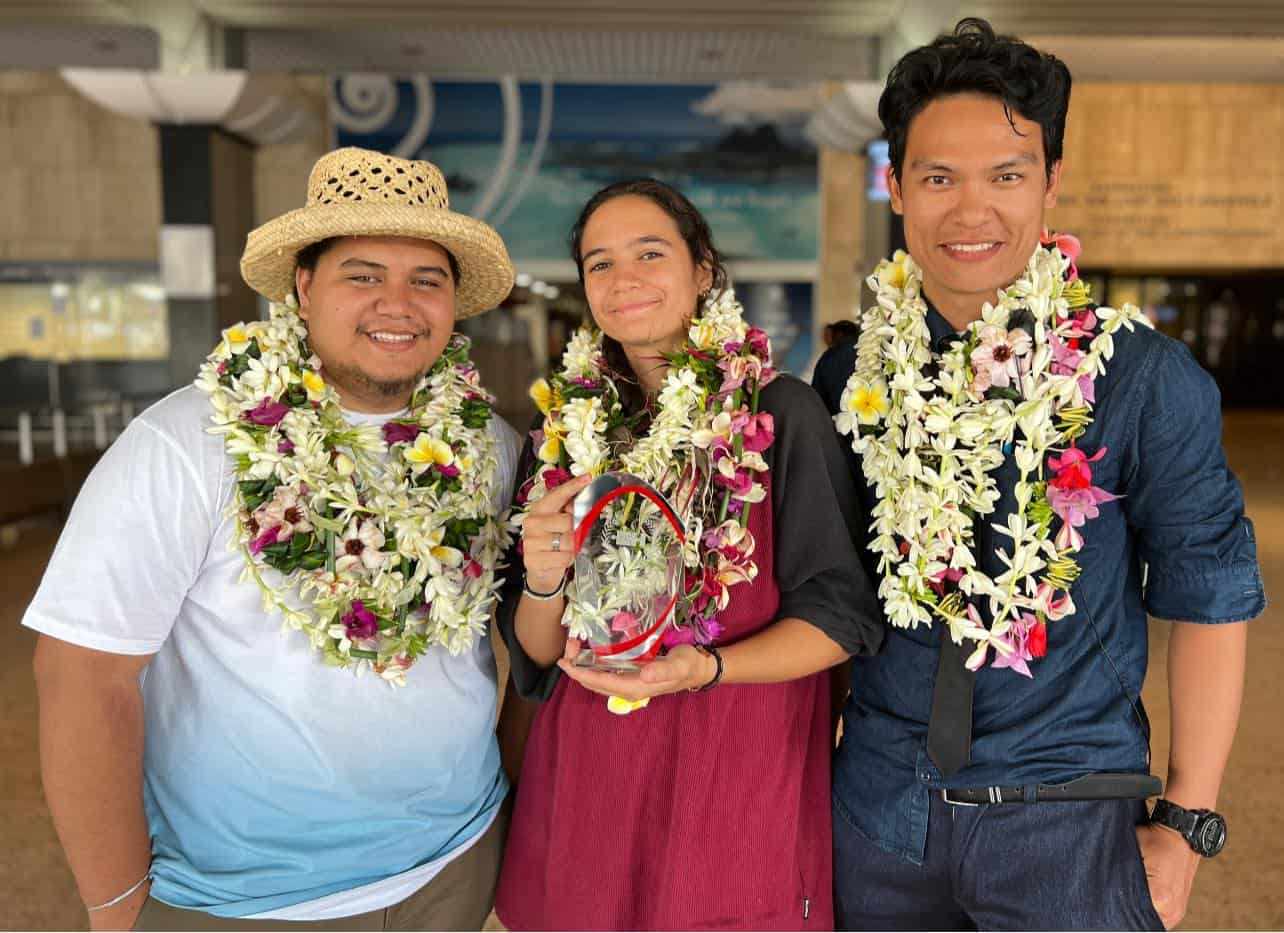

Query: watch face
[1197,815,1227,857]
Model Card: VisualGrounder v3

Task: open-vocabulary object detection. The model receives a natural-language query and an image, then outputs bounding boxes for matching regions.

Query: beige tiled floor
[3,412,1281,930]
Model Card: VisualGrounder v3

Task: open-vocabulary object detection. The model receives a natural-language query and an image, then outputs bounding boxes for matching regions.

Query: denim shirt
[825,308,1266,865]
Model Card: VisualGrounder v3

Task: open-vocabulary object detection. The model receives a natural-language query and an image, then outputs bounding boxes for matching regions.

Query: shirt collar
[925,303,964,356]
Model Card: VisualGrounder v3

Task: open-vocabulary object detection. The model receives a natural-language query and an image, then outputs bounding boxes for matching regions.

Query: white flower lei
[521,288,777,643]
[836,243,1151,672]
[195,300,512,685]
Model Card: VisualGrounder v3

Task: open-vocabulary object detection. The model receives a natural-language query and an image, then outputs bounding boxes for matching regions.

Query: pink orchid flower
[991,612,1038,678]
[248,524,281,555]
[541,467,574,489]
[741,412,775,453]
[1031,582,1075,621]
[663,615,724,648]
[1049,333,1096,405]
[610,610,642,639]
[1049,485,1120,551]
[718,354,763,394]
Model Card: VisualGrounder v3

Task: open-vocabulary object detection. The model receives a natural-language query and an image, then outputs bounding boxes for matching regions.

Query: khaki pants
[135,800,509,932]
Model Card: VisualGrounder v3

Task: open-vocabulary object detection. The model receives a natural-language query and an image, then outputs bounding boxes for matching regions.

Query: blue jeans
[833,791,1165,931]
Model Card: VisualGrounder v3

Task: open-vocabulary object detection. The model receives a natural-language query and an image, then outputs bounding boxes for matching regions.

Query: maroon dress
[495,376,881,931]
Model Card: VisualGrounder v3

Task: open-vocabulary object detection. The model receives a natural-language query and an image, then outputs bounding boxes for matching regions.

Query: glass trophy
[566,472,685,672]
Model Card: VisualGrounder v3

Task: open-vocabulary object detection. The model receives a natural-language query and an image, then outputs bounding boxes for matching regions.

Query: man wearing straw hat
[26,147,521,930]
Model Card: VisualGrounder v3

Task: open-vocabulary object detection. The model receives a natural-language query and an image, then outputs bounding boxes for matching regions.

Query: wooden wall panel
[1050,82,1284,269]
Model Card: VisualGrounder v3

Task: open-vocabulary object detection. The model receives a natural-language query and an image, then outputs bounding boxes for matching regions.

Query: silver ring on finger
[551,532,562,553]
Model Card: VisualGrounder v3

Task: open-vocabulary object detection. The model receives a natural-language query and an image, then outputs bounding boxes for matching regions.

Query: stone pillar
[158,125,256,387]
[816,144,866,330]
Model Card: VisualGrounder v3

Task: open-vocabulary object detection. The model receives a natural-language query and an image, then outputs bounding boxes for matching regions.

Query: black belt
[941,773,1163,806]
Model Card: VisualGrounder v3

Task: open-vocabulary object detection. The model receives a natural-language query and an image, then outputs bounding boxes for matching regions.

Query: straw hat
[240,147,514,318]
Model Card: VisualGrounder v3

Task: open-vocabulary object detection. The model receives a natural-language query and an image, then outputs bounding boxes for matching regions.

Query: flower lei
[836,234,1151,676]
[195,300,512,685]
[519,288,777,645]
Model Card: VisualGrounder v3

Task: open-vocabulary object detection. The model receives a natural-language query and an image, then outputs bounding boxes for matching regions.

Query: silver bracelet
[86,869,152,912]
[522,572,567,601]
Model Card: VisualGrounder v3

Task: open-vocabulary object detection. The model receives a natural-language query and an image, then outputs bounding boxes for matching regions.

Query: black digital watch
[1150,798,1227,858]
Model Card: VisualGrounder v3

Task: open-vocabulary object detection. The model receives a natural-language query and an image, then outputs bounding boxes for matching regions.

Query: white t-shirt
[22,385,521,920]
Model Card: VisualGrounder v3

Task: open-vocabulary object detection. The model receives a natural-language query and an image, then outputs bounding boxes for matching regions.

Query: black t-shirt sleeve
[493,419,565,702]
[761,375,883,657]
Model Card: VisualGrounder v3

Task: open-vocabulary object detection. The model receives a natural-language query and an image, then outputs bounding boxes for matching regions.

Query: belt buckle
[941,789,981,807]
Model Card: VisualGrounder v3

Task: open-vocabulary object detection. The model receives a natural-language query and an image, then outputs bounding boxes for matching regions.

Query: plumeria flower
[423,525,465,573]
[336,519,387,574]
[404,434,455,474]
[876,250,911,290]
[529,378,562,416]
[301,370,326,402]
[219,324,254,356]
[970,325,1032,393]
[839,378,891,430]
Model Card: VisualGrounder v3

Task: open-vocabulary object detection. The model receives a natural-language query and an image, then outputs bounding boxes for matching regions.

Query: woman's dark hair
[293,236,461,289]
[879,17,1071,182]
[567,178,729,412]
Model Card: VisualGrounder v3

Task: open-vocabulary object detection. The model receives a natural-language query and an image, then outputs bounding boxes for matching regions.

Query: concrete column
[816,144,866,330]
[159,125,256,387]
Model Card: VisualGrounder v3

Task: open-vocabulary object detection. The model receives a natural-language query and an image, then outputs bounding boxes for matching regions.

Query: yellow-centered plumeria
[300,370,326,401]
[844,378,891,426]
[404,435,455,473]
[216,323,257,357]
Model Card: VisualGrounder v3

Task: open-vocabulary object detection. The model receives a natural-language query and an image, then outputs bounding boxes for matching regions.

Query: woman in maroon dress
[494,179,881,931]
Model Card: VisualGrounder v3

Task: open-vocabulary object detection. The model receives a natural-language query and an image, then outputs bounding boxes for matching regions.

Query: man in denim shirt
[817,19,1265,931]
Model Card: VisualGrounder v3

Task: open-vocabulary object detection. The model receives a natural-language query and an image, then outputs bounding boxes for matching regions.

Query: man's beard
[326,362,424,403]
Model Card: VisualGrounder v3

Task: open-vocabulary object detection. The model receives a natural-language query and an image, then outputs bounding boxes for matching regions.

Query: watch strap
[1152,798,1199,839]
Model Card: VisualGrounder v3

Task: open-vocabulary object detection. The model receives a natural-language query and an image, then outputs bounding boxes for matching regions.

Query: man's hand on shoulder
[1137,820,1201,930]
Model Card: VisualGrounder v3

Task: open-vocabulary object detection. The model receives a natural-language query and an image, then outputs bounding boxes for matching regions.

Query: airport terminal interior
[0,0,1281,929]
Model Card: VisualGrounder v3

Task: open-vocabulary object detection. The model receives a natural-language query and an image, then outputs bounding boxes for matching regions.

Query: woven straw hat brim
[240,202,514,319]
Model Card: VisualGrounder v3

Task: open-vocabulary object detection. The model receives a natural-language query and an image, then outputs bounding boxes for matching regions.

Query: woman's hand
[521,474,591,594]
[557,639,717,701]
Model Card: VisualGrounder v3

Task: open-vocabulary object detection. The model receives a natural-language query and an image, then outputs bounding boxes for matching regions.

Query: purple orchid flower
[341,599,379,640]
[244,398,291,427]
[382,421,421,446]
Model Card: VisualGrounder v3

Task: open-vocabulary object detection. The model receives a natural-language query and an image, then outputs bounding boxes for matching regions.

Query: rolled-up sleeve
[763,377,884,656]
[1122,338,1265,624]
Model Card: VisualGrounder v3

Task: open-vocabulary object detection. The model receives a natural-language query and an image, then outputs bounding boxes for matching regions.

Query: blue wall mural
[331,77,819,265]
